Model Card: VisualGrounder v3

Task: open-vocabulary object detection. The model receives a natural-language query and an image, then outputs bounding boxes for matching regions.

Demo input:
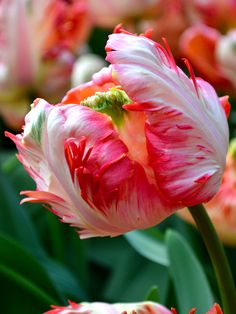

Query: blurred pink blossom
[216,29,236,90]
[193,0,236,31]
[180,25,236,94]
[0,0,90,129]
[87,0,158,29]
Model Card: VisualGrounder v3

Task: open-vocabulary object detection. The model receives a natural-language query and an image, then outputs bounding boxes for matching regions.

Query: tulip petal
[106,31,229,206]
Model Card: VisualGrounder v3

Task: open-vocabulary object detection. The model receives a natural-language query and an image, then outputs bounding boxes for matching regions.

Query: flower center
[81,87,132,127]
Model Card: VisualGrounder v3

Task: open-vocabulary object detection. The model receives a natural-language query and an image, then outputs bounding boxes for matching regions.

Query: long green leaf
[0,234,61,305]
[166,230,214,314]
[0,159,87,300]
[124,229,169,266]
[0,167,45,257]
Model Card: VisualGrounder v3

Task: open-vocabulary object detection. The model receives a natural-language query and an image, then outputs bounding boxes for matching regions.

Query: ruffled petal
[106,31,229,206]
[45,301,172,314]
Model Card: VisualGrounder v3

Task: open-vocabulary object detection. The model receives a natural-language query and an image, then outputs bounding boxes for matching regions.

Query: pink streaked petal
[90,162,172,234]
[36,103,170,238]
[57,106,171,237]
[195,78,228,153]
[45,301,172,314]
[206,304,223,314]
[145,107,222,206]
[20,190,64,205]
[219,96,230,118]
[92,65,116,86]
[105,31,229,205]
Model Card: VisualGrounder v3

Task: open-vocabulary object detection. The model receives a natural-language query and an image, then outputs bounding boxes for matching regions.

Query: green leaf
[0,234,62,312]
[166,230,214,314]
[0,166,46,258]
[124,229,169,266]
[104,249,169,304]
[0,164,86,300]
[145,286,160,303]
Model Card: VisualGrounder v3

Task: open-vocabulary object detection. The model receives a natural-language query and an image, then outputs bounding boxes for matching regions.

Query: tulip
[137,0,195,58]
[87,0,158,29]
[45,301,223,314]
[0,0,90,129]
[216,30,236,90]
[45,301,172,313]
[45,301,172,314]
[193,0,236,30]
[179,25,231,91]
[6,28,229,238]
[179,139,236,246]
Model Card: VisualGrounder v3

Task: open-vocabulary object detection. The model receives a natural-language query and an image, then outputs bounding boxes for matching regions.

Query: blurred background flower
[179,139,236,246]
[0,0,90,130]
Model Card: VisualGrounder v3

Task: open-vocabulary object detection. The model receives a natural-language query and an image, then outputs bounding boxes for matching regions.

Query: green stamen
[81,87,132,127]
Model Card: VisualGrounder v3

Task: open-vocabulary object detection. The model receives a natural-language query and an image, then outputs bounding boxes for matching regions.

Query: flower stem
[188,204,236,314]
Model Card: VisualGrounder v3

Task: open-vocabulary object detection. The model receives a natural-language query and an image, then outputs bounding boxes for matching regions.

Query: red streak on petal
[64,137,92,182]
[182,58,199,98]
[93,153,127,193]
[113,23,132,35]
[123,102,155,111]
[219,95,231,118]
[189,309,196,314]
[171,308,178,314]
[194,173,212,184]
[162,37,179,76]
[207,304,223,314]
[155,42,172,66]
[140,28,153,38]
[196,156,206,160]
[196,144,212,153]
[176,124,193,130]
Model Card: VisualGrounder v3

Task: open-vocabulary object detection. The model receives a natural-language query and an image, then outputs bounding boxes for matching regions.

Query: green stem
[188,204,236,314]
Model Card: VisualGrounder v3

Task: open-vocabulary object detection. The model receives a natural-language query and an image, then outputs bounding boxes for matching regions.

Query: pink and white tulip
[0,0,90,129]
[45,300,172,314]
[6,28,229,238]
[45,301,223,314]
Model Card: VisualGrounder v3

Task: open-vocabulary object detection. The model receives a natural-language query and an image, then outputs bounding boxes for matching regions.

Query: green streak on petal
[81,87,132,127]
[29,110,45,145]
